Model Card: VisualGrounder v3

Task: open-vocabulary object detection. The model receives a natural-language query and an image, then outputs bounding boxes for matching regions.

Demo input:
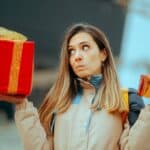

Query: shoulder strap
[122,88,145,127]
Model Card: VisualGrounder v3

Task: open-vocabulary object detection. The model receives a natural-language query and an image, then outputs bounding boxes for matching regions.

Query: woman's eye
[69,49,75,55]
[82,45,89,51]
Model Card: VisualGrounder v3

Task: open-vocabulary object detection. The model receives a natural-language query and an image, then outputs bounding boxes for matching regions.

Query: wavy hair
[39,23,128,147]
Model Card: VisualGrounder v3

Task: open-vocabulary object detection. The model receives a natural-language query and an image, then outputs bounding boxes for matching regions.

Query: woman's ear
[100,48,107,62]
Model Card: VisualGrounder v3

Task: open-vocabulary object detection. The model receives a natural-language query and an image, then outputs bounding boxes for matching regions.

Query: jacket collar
[76,74,103,90]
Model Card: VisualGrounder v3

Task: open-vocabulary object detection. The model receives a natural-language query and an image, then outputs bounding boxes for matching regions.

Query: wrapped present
[138,75,150,98]
[0,39,34,96]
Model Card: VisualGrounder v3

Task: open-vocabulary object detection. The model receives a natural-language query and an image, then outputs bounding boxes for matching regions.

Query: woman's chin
[76,71,91,79]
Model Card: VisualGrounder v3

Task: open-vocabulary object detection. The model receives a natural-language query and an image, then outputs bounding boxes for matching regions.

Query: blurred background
[0,0,150,149]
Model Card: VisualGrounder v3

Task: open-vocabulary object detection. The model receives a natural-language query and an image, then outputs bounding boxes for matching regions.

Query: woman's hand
[0,94,27,104]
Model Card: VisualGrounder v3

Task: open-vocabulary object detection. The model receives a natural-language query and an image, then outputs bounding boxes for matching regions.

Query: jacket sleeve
[119,105,150,150]
[15,100,52,150]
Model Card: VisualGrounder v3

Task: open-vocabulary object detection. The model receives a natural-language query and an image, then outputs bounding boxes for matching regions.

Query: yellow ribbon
[122,88,129,111]
[8,41,23,94]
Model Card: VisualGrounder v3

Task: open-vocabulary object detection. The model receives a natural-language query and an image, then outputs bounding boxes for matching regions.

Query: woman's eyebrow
[68,41,89,47]
[79,41,89,45]
[68,45,73,49]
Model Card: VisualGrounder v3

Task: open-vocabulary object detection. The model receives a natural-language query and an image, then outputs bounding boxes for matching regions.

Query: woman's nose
[74,50,83,61]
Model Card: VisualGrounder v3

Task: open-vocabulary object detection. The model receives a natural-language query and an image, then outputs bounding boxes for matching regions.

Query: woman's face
[68,32,107,78]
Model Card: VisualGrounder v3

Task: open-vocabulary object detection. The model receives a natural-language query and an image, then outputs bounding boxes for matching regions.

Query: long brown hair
[39,23,128,140]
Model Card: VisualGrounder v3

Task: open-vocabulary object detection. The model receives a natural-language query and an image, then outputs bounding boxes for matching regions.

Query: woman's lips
[75,65,86,70]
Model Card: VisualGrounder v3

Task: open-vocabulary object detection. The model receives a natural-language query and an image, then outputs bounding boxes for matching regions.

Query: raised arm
[120,105,150,150]
[0,95,52,150]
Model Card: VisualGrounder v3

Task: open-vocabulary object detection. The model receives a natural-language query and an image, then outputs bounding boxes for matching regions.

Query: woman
[0,23,150,150]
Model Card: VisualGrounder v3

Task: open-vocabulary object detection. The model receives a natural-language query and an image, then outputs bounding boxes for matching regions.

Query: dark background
[0,0,127,108]
[0,0,126,70]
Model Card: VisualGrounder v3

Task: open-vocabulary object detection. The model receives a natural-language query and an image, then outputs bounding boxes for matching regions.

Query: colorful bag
[122,88,145,126]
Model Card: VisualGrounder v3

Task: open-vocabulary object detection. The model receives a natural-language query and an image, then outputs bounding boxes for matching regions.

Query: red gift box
[138,75,150,98]
[0,39,34,96]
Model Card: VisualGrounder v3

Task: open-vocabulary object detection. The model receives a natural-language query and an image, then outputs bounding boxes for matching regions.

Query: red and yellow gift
[0,27,34,96]
[138,75,150,98]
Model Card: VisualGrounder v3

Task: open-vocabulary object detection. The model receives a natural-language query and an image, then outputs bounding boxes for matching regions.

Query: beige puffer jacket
[15,78,150,150]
